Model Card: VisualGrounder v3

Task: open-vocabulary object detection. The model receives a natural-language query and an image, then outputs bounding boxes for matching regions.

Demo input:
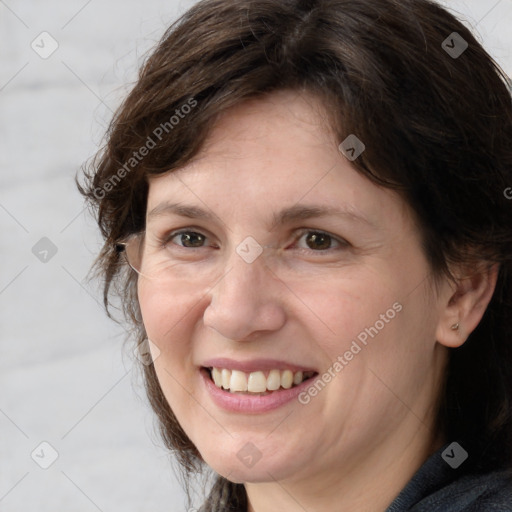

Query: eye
[293,229,347,252]
[167,230,211,248]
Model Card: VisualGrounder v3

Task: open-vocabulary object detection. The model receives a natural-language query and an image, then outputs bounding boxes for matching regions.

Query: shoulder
[411,469,512,511]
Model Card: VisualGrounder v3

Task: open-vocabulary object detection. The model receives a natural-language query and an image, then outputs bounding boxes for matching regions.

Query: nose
[202,245,286,341]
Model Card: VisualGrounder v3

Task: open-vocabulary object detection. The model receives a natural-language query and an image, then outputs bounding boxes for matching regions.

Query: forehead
[146,90,409,232]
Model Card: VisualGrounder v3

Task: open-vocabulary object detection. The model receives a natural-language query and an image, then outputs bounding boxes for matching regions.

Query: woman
[79,0,512,510]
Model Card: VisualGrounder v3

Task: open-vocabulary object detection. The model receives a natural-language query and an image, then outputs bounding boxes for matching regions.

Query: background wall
[0,1,510,511]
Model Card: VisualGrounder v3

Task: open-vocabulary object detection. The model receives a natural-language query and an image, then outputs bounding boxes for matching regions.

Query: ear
[435,263,499,348]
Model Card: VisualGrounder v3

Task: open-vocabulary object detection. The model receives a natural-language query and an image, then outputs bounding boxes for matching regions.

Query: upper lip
[201,357,318,373]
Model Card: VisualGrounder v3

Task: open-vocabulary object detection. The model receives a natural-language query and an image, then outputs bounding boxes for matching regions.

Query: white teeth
[212,368,222,387]
[267,369,281,391]
[221,369,231,389]
[247,371,267,393]
[230,370,248,392]
[281,370,293,389]
[209,367,313,393]
[247,372,267,393]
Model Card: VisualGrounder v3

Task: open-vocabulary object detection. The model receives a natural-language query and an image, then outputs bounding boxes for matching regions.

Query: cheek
[138,285,170,343]
[319,271,438,411]
[138,278,202,346]
[291,268,403,358]
[138,281,203,428]
[137,280,200,407]
[304,259,436,398]
[303,281,437,451]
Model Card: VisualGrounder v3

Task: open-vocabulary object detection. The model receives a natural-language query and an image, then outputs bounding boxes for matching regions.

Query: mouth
[202,367,318,396]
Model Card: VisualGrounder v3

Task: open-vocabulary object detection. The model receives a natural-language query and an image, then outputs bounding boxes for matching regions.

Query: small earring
[451,322,460,331]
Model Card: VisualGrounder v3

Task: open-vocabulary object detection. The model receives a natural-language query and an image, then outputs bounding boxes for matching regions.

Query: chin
[198,440,303,484]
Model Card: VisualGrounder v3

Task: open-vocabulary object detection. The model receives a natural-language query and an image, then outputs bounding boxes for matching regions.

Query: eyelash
[160,227,349,254]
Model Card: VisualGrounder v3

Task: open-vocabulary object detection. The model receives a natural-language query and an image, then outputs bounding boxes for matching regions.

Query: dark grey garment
[386,442,512,511]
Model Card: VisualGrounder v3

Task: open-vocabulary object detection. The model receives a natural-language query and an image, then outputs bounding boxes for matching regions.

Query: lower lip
[200,368,317,414]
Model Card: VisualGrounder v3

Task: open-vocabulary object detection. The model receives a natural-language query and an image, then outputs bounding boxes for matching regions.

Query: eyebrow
[147,201,375,229]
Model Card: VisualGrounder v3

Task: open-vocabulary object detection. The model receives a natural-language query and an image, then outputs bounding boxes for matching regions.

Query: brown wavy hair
[78,0,512,509]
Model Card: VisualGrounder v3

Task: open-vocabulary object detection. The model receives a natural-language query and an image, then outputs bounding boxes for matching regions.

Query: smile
[207,367,317,395]
[200,362,319,413]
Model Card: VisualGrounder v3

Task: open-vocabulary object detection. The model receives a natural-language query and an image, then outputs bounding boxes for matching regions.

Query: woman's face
[138,90,448,485]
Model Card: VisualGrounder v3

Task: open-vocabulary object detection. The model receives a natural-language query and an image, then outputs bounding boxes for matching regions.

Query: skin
[137,90,498,512]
